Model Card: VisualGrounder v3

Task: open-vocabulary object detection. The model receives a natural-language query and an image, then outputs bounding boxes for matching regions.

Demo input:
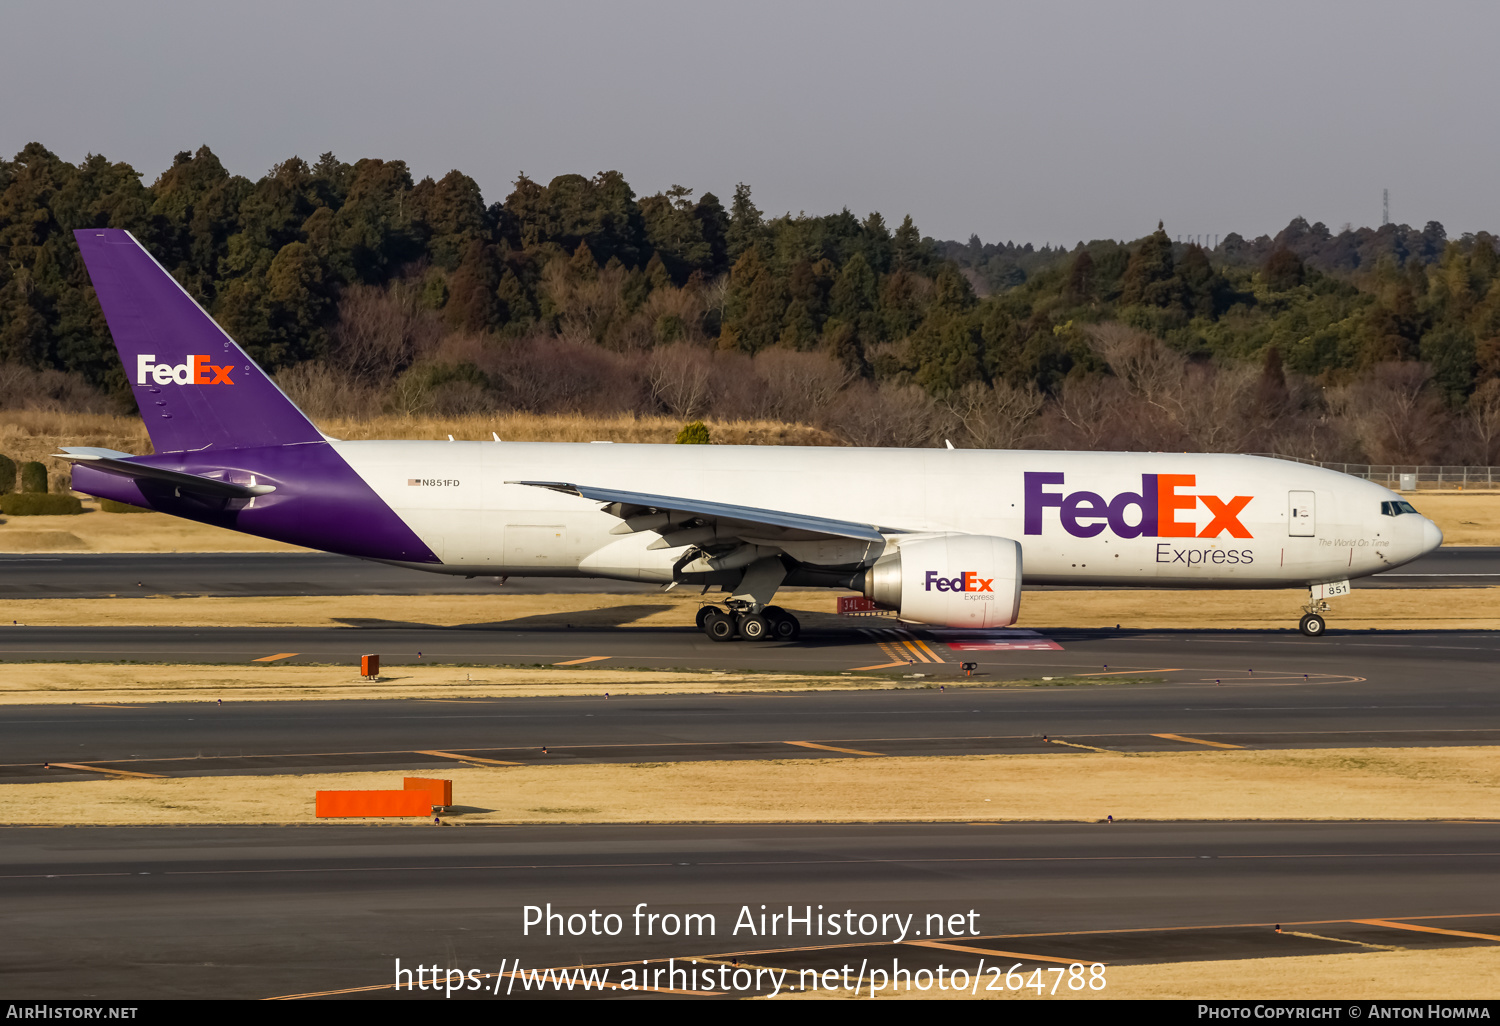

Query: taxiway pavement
[3,821,1497,999]
[3,623,1498,779]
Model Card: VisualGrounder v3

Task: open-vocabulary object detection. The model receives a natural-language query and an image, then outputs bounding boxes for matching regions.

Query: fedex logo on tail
[1024,472,1253,539]
[136,354,234,386]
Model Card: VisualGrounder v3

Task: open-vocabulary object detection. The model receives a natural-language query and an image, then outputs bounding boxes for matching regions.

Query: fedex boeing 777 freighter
[62,229,1441,640]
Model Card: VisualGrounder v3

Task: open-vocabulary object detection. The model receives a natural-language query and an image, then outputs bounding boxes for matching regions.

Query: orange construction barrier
[315,790,436,818]
[404,777,453,807]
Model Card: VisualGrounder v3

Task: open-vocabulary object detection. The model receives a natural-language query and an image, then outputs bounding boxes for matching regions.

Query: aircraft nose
[1422,517,1443,553]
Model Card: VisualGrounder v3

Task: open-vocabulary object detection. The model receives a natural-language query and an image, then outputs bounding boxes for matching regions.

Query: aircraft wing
[506,480,894,543]
[55,447,276,499]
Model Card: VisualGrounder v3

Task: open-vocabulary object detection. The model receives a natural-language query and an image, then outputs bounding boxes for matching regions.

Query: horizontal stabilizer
[507,481,890,541]
[55,448,275,499]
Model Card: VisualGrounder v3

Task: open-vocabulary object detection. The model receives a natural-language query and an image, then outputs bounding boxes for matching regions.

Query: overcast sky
[4,1,1496,246]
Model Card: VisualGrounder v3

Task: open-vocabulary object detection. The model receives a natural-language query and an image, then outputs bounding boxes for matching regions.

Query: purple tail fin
[74,229,323,453]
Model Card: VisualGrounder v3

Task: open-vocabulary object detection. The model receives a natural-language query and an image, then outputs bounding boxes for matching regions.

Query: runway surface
[3,623,1498,780]
[1,546,1494,598]
[3,822,1497,999]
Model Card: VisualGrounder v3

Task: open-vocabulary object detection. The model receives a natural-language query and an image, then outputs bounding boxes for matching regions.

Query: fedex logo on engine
[1024,472,1253,539]
[924,570,994,593]
[136,354,234,386]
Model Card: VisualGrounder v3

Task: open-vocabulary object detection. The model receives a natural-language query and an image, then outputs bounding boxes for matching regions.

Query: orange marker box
[403,777,453,807]
[315,789,434,817]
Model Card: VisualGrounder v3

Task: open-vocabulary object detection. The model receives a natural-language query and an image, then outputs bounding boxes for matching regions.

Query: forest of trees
[3,141,1499,464]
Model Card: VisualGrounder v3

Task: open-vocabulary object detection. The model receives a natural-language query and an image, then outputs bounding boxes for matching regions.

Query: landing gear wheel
[739,613,772,641]
[771,612,800,641]
[696,606,719,630]
[1298,613,1326,637]
[704,611,737,642]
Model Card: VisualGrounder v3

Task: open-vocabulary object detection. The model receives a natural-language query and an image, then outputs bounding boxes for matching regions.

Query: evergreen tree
[675,420,711,444]
[693,192,729,276]
[719,245,785,352]
[726,183,763,261]
[1120,222,1179,308]
[1263,247,1305,291]
[892,215,926,271]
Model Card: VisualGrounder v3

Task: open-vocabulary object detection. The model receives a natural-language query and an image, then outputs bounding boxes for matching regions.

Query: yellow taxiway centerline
[44,762,164,779]
[1152,733,1245,749]
[1353,919,1500,943]
[413,750,522,766]
[784,740,886,757]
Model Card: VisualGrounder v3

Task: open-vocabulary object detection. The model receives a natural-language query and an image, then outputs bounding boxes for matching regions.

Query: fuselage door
[1288,491,1315,537]
[505,524,567,566]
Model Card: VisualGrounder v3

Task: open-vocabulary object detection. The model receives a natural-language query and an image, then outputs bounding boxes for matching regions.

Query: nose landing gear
[1298,594,1331,637]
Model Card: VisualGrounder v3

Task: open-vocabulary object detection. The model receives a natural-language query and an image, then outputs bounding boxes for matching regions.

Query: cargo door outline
[1288,491,1315,537]
[504,524,566,567]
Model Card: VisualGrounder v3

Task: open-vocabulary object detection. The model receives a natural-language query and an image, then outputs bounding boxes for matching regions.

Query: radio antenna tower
[1382,189,1389,226]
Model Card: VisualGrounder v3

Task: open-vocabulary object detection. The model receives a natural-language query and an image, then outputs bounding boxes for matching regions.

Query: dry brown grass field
[0,662,888,706]
[784,946,1500,1000]
[6,746,1497,826]
[0,410,837,480]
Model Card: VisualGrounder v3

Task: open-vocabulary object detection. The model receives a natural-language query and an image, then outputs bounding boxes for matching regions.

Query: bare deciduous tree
[646,343,716,419]
[828,382,951,448]
[751,349,856,423]
[1326,362,1447,464]
[1466,378,1500,465]
[1174,362,1260,452]
[1047,375,1125,450]
[0,362,107,413]
[273,361,378,419]
[1087,323,1185,414]
[943,379,1045,449]
[491,334,641,415]
[331,283,443,384]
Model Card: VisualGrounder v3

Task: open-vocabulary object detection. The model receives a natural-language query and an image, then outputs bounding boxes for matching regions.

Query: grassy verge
[785,946,1500,1000]
[0,662,935,706]
[0,662,1163,706]
[0,587,1497,631]
[6,747,1497,826]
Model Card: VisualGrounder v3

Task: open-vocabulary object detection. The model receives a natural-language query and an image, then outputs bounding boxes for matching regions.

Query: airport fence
[1254,454,1500,491]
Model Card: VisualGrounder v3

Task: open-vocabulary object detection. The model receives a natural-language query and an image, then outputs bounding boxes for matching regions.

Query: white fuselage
[332,443,1441,589]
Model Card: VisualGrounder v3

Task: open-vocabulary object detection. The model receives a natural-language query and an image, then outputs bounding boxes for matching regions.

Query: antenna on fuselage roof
[492,432,502,442]
[945,439,955,449]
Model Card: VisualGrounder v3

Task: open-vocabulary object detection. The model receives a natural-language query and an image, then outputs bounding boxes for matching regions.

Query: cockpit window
[1380,501,1420,517]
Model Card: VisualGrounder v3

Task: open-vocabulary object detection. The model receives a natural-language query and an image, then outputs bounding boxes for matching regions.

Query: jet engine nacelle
[861,534,1022,628]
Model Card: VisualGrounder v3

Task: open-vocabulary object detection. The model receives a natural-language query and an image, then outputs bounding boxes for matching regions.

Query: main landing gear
[697,604,801,642]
